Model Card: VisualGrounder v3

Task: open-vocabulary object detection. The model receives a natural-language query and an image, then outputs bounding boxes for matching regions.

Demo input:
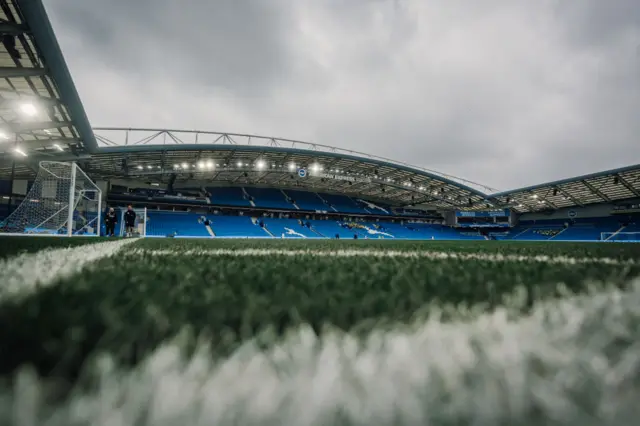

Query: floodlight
[206,160,214,169]
[0,131,9,140]
[52,144,64,151]
[256,159,266,170]
[181,162,188,169]
[173,164,180,170]
[20,103,37,117]
[288,162,296,171]
[197,161,205,169]
[310,163,320,172]
[418,186,425,191]
[13,147,27,157]
[531,194,538,199]
[147,165,153,170]
[237,161,243,168]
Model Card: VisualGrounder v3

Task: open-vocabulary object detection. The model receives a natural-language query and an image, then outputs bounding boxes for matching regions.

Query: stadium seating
[261,218,317,238]
[209,215,269,238]
[147,211,210,237]
[109,201,640,242]
[281,189,326,211]
[206,187,251,207]
[243,187,292,210]
[317,193,368,214]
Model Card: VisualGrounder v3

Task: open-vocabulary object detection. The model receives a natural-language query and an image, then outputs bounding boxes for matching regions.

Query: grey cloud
[45,0,640,191]
[48,0,296,95]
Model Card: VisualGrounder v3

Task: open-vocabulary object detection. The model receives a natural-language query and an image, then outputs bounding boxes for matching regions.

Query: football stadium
[1,1,640,425]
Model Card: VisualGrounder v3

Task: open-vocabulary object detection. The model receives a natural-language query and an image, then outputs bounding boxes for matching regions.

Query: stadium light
[256,159,266,170]
[52,144,64,151]
[0,131,9,141]
[310,163,320,172]
[181,162,189,169]
[237,161,243,168]
[19,103,37,117]
[197,161,205,170]
[288,162,296,171]
[530,194,538,199]
[206,160,214,170]
[147,165,153,170]
[418,186,425,191]
[173,164,180,170]
[13,147,27,157]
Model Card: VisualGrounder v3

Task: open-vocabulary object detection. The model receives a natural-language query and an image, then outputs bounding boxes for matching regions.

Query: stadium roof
[0,0,96,161]
[83,127,501,210]
[488,163,640,213]
[2,0,638,213]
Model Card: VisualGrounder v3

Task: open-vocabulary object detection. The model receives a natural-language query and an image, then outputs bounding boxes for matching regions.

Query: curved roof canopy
[489,164,640,213]
[80,128,497,210]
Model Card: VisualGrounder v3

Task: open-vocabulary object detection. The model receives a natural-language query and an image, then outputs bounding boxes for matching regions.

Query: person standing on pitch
[104,207,117,237]
[124,205,137,237]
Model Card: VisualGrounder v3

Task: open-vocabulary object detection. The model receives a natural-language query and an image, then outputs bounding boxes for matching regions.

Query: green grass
[0,235,108,260]
[1,237,639,379]
[1,236,640,425]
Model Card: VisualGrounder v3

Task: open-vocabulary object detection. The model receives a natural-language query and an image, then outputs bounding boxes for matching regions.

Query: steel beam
[7,120,73,133]
[582,180,611,202]
[0,22,29,35]
[555,186,585,207]
[16,137,78,150]
[0,67,46,79]
[616,174,640,197]
[0,96,61,108]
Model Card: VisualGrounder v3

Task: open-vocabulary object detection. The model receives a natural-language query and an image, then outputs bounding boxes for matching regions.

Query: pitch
[1,237,640,425]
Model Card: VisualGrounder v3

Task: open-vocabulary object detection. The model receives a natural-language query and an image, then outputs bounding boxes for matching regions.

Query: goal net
[601,232,640,242]
[119,207,147,237]
[0,161,101,236]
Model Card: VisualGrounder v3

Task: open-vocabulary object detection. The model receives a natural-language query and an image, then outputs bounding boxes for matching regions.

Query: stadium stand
[281,189,325,211]
[206,187,252,207]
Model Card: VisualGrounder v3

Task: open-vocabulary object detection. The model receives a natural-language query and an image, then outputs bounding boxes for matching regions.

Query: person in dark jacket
[104,207,117,237]
[124,205,137,237]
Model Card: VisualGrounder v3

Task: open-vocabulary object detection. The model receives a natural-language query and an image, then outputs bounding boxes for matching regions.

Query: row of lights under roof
[135,161,334,172]
[131,161,463,196]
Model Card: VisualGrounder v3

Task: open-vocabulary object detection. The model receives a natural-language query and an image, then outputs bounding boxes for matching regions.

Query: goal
[0,161,101,236]
[601,232,640,242]
[119,207,147,237]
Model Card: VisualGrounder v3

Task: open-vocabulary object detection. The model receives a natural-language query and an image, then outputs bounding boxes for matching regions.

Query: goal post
[0,161,101,236]
[601,232,640,242]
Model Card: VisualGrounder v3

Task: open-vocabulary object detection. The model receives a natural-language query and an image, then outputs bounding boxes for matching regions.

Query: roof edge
[489,163,640,198]
[18,0,98,153]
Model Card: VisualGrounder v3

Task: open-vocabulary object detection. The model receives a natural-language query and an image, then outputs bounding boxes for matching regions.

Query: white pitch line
[131,248,639,266]
[0,239,137,301]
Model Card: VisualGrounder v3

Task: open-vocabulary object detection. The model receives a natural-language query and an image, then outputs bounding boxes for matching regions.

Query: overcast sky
[45,0,640,191]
